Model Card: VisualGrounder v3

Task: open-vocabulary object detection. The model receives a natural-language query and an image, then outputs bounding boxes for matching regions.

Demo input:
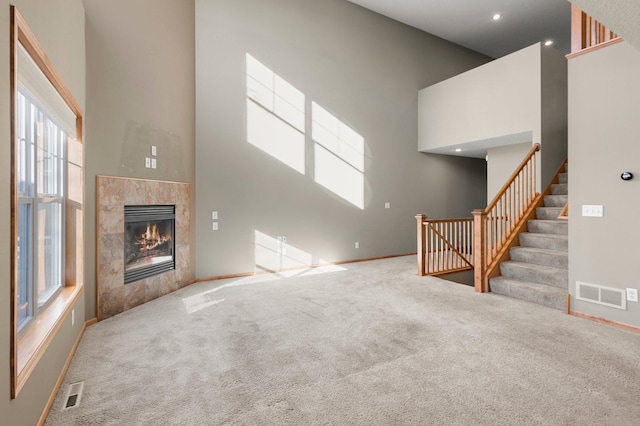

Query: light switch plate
[385,202,391,209]
[145,157,151,168]
[582,205,603,217]
[151,158,157,169]
[151,145,157,156]
[212,211,218,220]
[212,222,218,231]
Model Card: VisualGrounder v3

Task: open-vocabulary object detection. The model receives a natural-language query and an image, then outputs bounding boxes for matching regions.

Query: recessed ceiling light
[454,148,463,152]
[492,14,502,21]
[544,40,554,46]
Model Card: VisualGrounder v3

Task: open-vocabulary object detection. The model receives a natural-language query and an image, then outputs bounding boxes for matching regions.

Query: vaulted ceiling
[347,0,571,58]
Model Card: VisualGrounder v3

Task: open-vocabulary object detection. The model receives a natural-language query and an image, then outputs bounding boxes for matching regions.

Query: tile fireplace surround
[97,176,191,320]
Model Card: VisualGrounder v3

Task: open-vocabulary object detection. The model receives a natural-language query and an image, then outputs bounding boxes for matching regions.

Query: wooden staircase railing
[415,145,569,290]
[570,5,621,56]
[558,203,568,220]
[472,143,541,292]
[415,216,473,277]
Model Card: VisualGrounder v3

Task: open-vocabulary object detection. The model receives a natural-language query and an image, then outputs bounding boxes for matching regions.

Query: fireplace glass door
[124,205,175,284]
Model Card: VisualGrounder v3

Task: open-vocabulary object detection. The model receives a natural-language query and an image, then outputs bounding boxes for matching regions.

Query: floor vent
[576,281,626,310]
[62,381,84,410]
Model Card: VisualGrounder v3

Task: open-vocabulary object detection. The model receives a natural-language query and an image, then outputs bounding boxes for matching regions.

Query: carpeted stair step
[551,184,568,195]
[527,219,568,235]
[489,276,566,310]
[500,261,568,288]
[558,173,568,184]
[509,246,568,269]
[544,194,568,207]
[536,207,563,220]
[519,232,568,251]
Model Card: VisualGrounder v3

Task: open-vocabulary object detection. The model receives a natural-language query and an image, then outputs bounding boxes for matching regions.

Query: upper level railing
[570,5,621,56]
[472,144,541,292]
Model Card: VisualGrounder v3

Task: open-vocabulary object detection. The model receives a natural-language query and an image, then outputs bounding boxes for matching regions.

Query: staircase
[489,165,568,310]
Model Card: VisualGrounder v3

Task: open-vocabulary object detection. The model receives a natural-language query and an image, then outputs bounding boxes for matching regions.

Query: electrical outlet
[582,205,603,217]
[212,222,218,231]
[151,158,157,169]
[151,145,157,156]
[355,242,359,249]
[145,157,151,168]
[211,211,218,220]
[282,236,287,243]
[385,202,391,209]
[627,288,639,302]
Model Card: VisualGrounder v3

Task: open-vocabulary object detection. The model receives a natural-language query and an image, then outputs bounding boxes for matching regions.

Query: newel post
[415,214,426,276]
[472,209,487,292]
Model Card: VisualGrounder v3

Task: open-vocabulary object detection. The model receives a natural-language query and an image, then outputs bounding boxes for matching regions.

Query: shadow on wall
[246,53,367,210]
[120,121,187,181]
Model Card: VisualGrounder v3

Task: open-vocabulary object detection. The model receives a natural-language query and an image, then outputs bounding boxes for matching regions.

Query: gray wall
[195,0,489,278]
[0,1,85,424]
[83,0,196,318]
[568,41,640,328]
[487,143,532,201]
[540,44,568,186]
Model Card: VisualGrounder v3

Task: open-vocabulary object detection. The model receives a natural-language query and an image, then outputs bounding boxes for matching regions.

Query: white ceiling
[347,0,571,58]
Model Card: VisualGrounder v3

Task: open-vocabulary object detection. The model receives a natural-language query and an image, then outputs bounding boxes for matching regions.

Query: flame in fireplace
[136,223,171,252]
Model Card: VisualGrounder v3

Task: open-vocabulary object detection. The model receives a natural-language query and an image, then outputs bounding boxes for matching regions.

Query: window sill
[15,284,83,396]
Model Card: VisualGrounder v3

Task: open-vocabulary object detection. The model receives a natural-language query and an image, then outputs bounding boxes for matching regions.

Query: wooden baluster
[454,221,458,269]
[450,222,454,270]
[571,5,585,52]
[435,223,439,273]
[443,222,447,271]
[447,222,451,270]
[503,190,507,242]
[416,215,425,276]
[440,223,444,272]
[473,209,487,292]
[430,224,434,274]
[465,220,469,264]
[511,181,515,229]
[455,222,459,269]
[518,172,522,219]
[465,221,469,264]
[434,223,438,274]
[455,221,459,269]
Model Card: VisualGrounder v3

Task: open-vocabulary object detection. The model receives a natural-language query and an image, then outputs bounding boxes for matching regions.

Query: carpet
[45,255,640,425]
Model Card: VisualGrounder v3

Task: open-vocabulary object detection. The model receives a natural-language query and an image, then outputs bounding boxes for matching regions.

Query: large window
[10,6,84,398]
[16,88,68,333]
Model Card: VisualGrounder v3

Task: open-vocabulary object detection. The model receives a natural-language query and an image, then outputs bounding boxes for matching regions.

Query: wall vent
[576,281,626,310]
[62,381,85,410]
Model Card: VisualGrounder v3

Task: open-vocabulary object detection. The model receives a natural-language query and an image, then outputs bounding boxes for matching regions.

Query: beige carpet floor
[46,255,640,425]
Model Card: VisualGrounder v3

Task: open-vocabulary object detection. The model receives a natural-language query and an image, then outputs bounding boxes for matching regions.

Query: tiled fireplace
[96,176,190,320]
